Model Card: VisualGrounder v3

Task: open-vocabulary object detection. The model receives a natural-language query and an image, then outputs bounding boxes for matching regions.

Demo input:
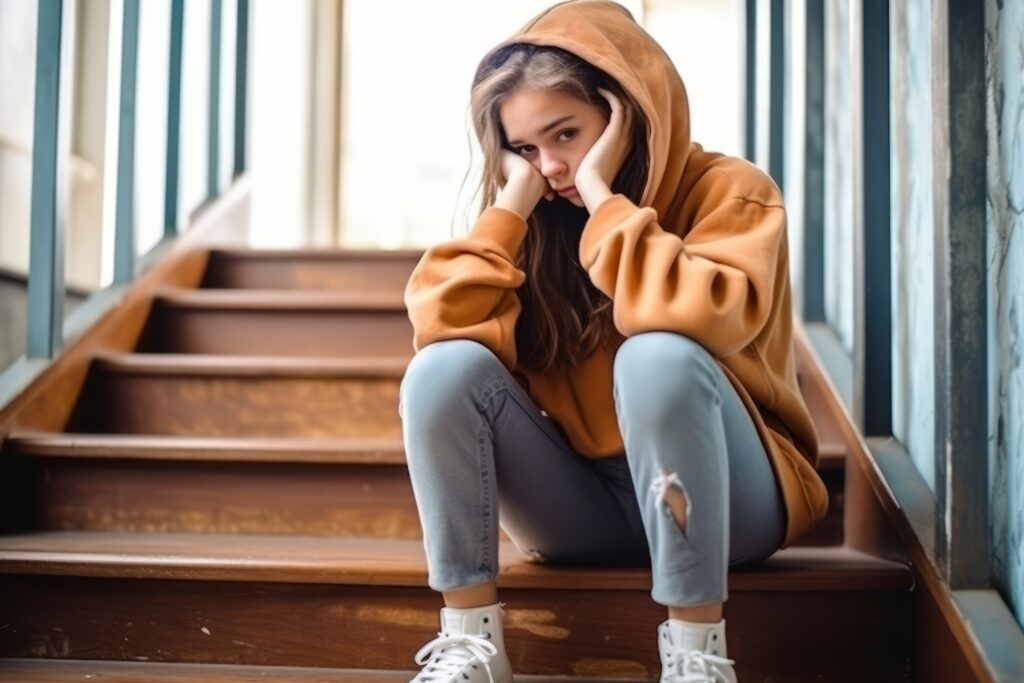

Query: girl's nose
[538,152,567,179]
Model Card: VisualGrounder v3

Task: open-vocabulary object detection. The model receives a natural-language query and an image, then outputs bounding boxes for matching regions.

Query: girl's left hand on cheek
[576,88,633,194]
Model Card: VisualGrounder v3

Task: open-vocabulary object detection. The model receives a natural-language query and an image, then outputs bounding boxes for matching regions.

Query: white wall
[0,0,40,276]
[248,0,314,247]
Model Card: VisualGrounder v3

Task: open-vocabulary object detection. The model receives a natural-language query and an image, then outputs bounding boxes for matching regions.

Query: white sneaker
[658,618,738,683]
[410,602,514,682]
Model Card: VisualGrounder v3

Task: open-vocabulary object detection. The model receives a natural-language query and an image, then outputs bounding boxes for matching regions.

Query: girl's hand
[575,88,633,210]
[495,148,555,219]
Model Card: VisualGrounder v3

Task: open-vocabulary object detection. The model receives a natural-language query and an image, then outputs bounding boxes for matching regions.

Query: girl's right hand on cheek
[496,149,556,218]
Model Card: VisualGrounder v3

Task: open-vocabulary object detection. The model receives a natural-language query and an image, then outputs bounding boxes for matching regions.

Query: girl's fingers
[600,88,621,115]
[599,88,625,135]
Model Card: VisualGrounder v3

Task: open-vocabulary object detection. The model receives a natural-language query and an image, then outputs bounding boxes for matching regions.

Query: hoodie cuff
[470,206,529,256]
[580,193,638,258]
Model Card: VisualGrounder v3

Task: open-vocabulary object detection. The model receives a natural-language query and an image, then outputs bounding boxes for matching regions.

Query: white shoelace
[413,632,498,682]
[663,648,737,683]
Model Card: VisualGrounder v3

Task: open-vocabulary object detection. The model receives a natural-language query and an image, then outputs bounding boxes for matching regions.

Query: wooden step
[0,432,845,545]
[0,659,646,682]
[805,440,845,546]
[1,433,419,538]
[3,432,408,464]
[136,289,415,358]
[198,248,422,292]
[63,354,405,438]
[0,660,394,683]
[0,532,911,679]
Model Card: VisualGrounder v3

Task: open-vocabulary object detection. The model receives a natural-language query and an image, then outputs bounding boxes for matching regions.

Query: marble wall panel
[986,0,1024,633]
[890,0,936,491]
[824,0,856,354]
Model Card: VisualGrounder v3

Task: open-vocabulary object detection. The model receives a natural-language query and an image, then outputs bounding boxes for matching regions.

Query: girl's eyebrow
[507,115,576,146]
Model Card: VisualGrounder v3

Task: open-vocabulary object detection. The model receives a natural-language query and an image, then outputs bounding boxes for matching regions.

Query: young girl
[398,2,829,681]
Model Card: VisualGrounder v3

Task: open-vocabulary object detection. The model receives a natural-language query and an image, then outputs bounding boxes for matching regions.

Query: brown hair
[468,43,649,372]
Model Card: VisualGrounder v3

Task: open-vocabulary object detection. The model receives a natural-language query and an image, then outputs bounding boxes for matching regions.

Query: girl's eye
[515,130,576,155]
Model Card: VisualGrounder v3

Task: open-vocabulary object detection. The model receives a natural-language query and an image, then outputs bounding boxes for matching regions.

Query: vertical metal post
[768,0,785,192]
[208,0,222,199]
[861,0,892,437]
[27,0,73,358]
[850,0,866,431]
[164,0,184,237]
[233,0,249,176]
[114,0,141,284]
[933,0,989,588]
[744,0,757,161]
[802,0,825,322]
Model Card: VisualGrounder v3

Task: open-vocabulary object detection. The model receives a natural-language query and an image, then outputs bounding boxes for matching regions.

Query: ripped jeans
[397,332,787,607]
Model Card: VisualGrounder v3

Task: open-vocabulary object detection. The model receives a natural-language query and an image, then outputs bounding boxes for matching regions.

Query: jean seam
[476,377,580,461]
[477,413,493,579]
[473,376,566,580]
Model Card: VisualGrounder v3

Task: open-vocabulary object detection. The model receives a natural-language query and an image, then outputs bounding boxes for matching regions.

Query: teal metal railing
[22,0,250,360]
[745,0,989,589]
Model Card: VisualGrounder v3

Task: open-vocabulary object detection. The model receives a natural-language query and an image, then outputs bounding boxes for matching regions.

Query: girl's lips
[557,187,578,197]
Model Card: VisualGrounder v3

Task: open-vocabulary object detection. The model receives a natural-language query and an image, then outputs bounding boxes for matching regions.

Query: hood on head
[477,0,694,224]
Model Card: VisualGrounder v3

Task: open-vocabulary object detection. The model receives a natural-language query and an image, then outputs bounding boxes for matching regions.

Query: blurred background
[0,0,743,280]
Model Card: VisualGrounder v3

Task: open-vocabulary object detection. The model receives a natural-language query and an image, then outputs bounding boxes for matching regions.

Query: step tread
[4,432,407,464]
[0,531,911,591]
[91,352,409,377]
[0,659,642,682]
[4,431,845,468]
[207,247,426,260]
[3,431,847,472]
[155,287,408,311]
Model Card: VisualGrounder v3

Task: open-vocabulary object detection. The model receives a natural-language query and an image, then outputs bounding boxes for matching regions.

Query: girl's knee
[400,339,505,413]
[613,332,720,421]
[614,331,714,382]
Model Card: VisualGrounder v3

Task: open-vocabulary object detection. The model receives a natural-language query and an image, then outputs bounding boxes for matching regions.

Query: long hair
[468,44,649,373]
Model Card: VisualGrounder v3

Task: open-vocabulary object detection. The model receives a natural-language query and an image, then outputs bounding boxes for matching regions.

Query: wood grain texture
[0,184,254,433]
[137,290,415,358]
[14,457,424,538]
[1,431,841,544]
[4,433,408,464]
[0,242,958,680]
[0,572,910,679]
[0,659,648,682]
[0,250,207,433]
[64,355,404,438]
[199,249,421,292]
[0,532,912,590]
[794,326,995,682]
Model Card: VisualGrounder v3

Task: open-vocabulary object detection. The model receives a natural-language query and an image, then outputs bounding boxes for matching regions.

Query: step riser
[138,308,414,358]
[0,575,910,680]
[801,465,844,546]
[67,375,402,438]
[200,255,419,291]
[3,456,844,545]
[8,459,423,538]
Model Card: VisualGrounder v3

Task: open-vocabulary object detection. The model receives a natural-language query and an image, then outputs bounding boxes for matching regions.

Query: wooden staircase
[0,244,937,681]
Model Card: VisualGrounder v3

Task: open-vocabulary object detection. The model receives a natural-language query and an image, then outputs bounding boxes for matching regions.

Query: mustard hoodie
[403,0,829,548]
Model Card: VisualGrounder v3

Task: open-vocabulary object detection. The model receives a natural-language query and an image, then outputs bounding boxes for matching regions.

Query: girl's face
[499,86,609,209]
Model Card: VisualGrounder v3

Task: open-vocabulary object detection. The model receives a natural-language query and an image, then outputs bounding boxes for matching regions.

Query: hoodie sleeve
[578,182,785,358]
[403,206,529,371]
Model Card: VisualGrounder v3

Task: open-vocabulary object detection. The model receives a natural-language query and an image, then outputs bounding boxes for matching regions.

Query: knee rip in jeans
[651,467,690,534]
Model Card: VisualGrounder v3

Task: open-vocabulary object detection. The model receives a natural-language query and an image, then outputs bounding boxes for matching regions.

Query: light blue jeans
[397,331,786,607]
